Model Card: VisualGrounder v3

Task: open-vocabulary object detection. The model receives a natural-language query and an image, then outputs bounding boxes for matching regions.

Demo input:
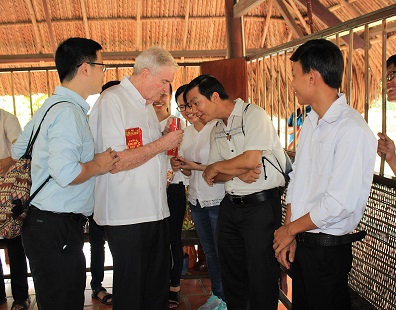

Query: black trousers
[292,241,353,310]
[0,236,29,302]
[167,183,186,287]
[21,207,86,310]
[106,218,170,310]
[217,192,282,310]
[88,215,106,291]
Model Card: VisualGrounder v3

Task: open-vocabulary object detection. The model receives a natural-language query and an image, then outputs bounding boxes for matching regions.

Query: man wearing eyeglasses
[89,46,183,310]
[377,55,396,176]
[12,37,119,310]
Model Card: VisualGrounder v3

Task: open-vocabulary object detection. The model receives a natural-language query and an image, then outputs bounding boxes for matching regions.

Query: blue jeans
[190,201,223,299]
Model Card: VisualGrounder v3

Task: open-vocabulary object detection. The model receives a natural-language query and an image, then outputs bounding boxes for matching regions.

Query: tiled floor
[0,271,292,310]
[0,245,292,309]
[0,272,291,310]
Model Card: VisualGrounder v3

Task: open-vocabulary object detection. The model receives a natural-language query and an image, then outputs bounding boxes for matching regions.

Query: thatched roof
[0,0,395,106]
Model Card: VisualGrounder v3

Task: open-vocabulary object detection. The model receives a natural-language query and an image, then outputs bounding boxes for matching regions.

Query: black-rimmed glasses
[76,62,107,72]
[176,104,190,112]
[386,70,396,82]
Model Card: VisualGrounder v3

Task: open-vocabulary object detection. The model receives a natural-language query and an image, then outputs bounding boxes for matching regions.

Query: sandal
[168,290,180,309]
[92,287,113,305]
[11,298,30,310]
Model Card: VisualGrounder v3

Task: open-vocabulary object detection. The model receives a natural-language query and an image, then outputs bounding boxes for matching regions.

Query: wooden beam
[0,15,288,28]
[234,0,265,18]
[260,0,273,48]
[294,0,364,49]
[80,0,90,38]
[0,48,266,65]
[135,0,142,51]
[246,4,396,60]
[24,0,43,53]
[328,0,358,12]
[182,0,190,49]
[225,0,244,58]
[366,20,396,37]
[274,0,304,38]
[285,0,311,34]
[41,0,57,54]
[339,0,362,17]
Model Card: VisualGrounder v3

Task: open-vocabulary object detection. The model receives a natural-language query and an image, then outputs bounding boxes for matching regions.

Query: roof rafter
[273,0,304,38]
[294,0,364,49]
[136,0,142,51]
[234,0,265,18]
[41,0,57,54]
[260,0,273,48]
[285,0,311,34]
[80,0,90,38]
[182,0,190,50]
[24,0,44,53]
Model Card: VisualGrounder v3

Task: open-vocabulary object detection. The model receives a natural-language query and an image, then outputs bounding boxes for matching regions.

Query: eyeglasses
[386,70,396,82]
[76,62,107,72]
[176,104,190,112]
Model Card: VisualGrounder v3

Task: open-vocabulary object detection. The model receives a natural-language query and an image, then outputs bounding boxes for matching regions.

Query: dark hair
[55,37,102,83]
[175,84,188,104]
[386,55,396,68]
[101,80,120,94]
[183,74,229,104]
[290,39,344,89]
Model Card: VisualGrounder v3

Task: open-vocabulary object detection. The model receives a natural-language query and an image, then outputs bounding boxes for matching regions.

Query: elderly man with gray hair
[89,46,183,310]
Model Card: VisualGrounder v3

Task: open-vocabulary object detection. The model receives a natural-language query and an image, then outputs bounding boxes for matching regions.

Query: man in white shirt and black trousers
[184,74,287,310]
[273,39,377,310]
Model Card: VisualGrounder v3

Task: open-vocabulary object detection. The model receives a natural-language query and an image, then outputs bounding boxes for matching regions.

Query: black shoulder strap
[22,101,68,159]
[241,103,250,136]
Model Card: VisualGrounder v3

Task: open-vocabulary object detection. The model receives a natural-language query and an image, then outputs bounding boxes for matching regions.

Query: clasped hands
[93,147,119,175]
[273,224,296,270]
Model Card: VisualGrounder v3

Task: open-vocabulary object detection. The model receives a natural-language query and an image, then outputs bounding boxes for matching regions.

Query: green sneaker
[198,293,222,310]
[213,300,227,310]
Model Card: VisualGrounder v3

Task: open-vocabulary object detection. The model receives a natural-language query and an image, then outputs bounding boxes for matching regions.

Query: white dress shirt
[89,76,170,225]
[208,99,286,196]
[286,94,377,235]
[181,121,225,207]
[0,109,21,160]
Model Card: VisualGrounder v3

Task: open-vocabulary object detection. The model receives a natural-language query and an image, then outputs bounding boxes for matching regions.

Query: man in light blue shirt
[12,37,119,310]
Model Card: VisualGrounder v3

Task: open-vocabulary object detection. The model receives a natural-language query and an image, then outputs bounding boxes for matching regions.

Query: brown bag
[0,102,64,238]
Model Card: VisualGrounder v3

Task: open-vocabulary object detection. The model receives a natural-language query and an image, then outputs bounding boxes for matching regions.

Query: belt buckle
[232,195,243,204]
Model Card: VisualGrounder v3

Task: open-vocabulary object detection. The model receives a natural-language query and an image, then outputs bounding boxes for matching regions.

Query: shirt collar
[218,98,244,126]
[53,86,90,113]
[307,93,346,126]
[231,98,245,117]
[121,76,147,107]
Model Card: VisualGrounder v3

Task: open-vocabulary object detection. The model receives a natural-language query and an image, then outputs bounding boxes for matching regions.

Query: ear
[310,70,322,85]
[141,68,150,79]
[79,62,90,78]
[211,92,220,103]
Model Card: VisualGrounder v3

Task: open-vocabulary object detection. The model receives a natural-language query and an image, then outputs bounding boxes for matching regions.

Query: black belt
[226,188,277,205]
[296,231,366,247]
[30,205,88,225]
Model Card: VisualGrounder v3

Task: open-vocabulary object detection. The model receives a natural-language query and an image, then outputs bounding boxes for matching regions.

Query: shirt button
[231,150,234,152]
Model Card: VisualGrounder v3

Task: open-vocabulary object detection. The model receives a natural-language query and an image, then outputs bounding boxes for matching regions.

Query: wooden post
[225,0,244,59]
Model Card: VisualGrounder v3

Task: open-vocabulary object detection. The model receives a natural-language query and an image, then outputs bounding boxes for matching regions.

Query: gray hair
[133,46,179,75]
